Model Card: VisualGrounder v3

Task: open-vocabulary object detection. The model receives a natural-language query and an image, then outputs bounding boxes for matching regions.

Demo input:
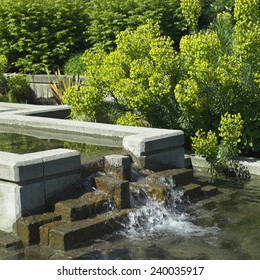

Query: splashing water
[123,182,219,240]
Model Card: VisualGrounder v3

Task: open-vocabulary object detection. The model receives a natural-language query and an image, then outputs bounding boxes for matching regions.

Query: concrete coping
[0,149,80,183]
[0,102,185,170]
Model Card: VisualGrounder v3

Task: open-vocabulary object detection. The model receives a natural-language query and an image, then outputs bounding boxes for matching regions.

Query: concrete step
[49,209,131,251]
[54,192,112,222]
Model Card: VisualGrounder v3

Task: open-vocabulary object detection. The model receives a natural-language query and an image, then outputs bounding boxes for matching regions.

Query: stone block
[16,212,61,245]
[94,176,130,209]
[201,185,219,197]
[54,192,109,222]
[49,210,130,251]
[183,184,202,199]
[0,182,22,232]
[122,131,184,157]
[44,173,80,205]
[20,181,46,215]
[39,220,64,246]
[0,230,22,249]
[149,168,194,186]
[138,147,185,171]
[0,152,43,182]
[104,154,131,180]
[27,149,81,176]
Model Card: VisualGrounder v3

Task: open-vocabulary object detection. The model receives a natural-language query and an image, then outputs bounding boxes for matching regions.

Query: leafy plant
[47,69,80,105]
[0,0,89,73]
[62,22,180,126]
[191,113,245,177]
[63,53,85,76]
[5,73,34,103]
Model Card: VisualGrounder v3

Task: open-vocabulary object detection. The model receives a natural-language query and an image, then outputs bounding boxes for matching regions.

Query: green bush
[63,22,180,127]
[0,55,8,97]
[191,113,244,176]
[63,54,85,76]
[6,74,34,103]
[0,0,89,73]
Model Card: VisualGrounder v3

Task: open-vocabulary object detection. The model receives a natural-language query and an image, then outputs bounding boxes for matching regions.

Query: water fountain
[0,102,259,260]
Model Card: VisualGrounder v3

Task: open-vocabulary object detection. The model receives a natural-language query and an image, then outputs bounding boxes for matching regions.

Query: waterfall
[122,177,219,240]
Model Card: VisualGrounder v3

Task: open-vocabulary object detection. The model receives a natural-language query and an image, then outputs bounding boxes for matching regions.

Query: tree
[63,22,180,127]
[0,0,89,73]
[86,0,187,51]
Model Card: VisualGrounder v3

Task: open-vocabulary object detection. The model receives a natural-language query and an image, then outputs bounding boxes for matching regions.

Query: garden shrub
[191,113,245,176]
[63,54,85,76]
[0,55,8,97]
[0,0,89,73]
[5,74,34,103]
[63,22,180,127]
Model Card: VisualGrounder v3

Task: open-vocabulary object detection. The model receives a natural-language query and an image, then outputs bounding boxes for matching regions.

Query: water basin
[0,132,121,156]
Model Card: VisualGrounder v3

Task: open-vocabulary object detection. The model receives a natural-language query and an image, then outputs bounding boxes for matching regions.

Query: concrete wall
[4,74,84,99]
[0,149,81,232]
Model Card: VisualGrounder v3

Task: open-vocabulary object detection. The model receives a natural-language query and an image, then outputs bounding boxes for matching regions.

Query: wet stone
[55,192,111,222]
[94,175,130,209]
[148,168,194,186]
[0,230,22,249]
[40,220,64,246]
[49,209,131,251]
[16,212,62,246]
[183,184,202,199]
[130,182,170,204]
[104,154,131,180]
[201,185,219,197]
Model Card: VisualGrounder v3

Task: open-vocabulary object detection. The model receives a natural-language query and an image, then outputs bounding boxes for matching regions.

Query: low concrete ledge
[0,149,81,232]
[0,104,185,169]
[0,102,70,119]
[189,154,260,176]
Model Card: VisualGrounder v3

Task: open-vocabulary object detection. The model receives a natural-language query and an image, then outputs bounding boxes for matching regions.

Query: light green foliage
[0,55,7,74]
[192,113,244,175]
[218,112,244,146]
[0,0,89,73]
[64,23,179,126]
[233,0,260,65]
[174,79,202,114]
[234,0,259,22]
[86,0,186,51]
[191,129,218,173]
[180,0,202,32]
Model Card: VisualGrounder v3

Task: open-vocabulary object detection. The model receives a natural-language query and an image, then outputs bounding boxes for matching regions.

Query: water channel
[0,132,259,259]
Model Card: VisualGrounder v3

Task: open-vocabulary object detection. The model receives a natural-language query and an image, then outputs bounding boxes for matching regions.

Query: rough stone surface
[148,168,194,186]
[54,192,110,222]
[16,212,61,245]
[201,185,219,197]
[94,175,130,209]
[0,230,22,249]
[183,184,202,199]
[49,209,130,251]
[104,154,131,180]
[39,220,64,246]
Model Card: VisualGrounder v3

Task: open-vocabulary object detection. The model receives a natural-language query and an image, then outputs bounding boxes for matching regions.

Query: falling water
[123,177,219,240]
